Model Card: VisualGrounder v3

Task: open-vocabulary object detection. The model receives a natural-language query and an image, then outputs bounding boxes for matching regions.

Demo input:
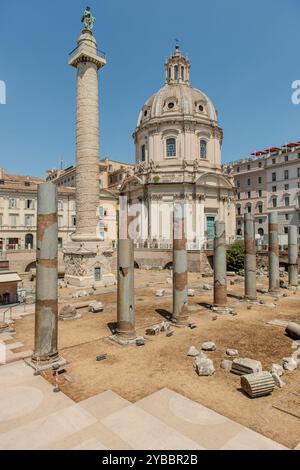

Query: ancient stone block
[226,348,239,357]
[231,357,262,375]
[187,346,200,357]
[195,357,215,376]
[201,341,216,351]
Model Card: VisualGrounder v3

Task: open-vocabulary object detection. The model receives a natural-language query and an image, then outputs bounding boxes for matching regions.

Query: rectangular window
[9,214,18,226]
[258,176,262,184]
[94,267,101,281]
[247,206,251,213]
[26,199,34,209]
[259,218,263,224]
[298,196,300,207]
[285,155,289,162]
[285,214,289,221]
[272,158,276,164]
[272,172,276,182]
[0,214,2,226]
[237,166,240,173]
[166,138,176,157]
[298,168,300,177]
[284,184,289,190]
[284,169,289,180]
[272,198,277,208]
[284,227,288,234]
[237,192,240,200]
[248,191,251,199]
[285,196,290,206]
[247,178,251,186]
[258,162,262,168]
[258,204,263,213]
[58,200,63,210]
[236,180,240,188]
[9,198,17,209]
[25,215,33,226]
[141,144,146,161]
[272,186,277,192]
[237,207,241,215]
[72,215,76,226]
[258,190,262,197]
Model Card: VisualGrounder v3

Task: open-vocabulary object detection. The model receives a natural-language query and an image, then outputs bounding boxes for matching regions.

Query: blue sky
[1,0,300,177]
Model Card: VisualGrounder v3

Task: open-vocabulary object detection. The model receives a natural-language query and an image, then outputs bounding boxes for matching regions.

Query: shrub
[226,241,244,272]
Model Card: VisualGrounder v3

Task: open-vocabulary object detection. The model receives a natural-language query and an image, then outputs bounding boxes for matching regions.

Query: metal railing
[69,44,106,62]
[133,238,217,251]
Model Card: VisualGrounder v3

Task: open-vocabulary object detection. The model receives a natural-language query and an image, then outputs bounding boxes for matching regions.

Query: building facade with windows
[226,141,300,242]
[0,167,76,252]
[122,46,236,247]
[0,168,118,254]
[46,158,134,191]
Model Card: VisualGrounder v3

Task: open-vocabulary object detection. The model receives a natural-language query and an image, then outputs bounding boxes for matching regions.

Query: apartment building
[0,167,118,252]
[46,158,134,190]
[226,140,300,242]
[0,167,76,251]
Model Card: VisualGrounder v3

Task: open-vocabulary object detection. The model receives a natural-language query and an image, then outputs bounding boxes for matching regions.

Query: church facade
[121,45,236,248]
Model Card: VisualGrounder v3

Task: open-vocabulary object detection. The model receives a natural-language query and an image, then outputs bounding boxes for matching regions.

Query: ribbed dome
[137,83,218,128]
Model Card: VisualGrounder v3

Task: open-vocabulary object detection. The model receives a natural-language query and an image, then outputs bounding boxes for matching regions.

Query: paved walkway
[0,361,291,450]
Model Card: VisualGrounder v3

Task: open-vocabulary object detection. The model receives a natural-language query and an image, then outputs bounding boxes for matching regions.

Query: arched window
[168,67,171,80]
[174,65,179,80]
[181,66,184,80]
[200,140,207,159]
[166,138,176,157]
[141,144,146,161]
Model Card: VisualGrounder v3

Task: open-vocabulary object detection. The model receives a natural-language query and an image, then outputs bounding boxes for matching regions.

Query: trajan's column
[64,7,115,287]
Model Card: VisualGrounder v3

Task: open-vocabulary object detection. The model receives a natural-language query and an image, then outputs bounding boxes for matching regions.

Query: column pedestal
[64,241,115,288]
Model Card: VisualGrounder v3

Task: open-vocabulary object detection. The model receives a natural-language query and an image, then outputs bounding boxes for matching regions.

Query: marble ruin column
[32,183,59,364]
[172,203,189,324]
[244,213,257,300]
[268,212,280,293]
[64,9,115,288]
[213,221,227,307]
[288,225,298,287]
[116,196,136,338]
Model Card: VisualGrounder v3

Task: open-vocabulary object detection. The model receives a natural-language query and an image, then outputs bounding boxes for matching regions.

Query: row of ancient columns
[213,212,299,309]
[32,185,299,364]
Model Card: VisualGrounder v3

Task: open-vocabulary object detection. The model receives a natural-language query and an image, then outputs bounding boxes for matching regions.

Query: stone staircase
[0,361,292,450]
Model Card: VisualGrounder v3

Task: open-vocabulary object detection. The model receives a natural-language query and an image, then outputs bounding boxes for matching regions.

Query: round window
[168,102,175,109]
[198,105,204,112]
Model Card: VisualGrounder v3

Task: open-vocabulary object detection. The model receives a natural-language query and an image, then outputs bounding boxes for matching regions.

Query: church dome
[136,45,218,128]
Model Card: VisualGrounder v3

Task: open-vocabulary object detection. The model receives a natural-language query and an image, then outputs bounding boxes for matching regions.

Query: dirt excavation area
[11,269,300,449]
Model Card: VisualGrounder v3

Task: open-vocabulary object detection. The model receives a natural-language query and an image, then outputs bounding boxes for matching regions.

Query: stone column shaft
[172,203,188,323]
[268,211,280,292]
[32,182,58,363]
[116,196,136,338]
[214,220,227,307]
[244,213,257,300]
[288,225,298,287]
[72,60,100,241]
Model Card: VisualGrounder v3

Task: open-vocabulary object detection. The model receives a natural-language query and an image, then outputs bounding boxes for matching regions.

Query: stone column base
[63,241,116,289]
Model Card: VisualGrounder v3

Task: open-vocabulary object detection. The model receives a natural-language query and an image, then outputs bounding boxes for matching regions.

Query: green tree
[226,241,244,272]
